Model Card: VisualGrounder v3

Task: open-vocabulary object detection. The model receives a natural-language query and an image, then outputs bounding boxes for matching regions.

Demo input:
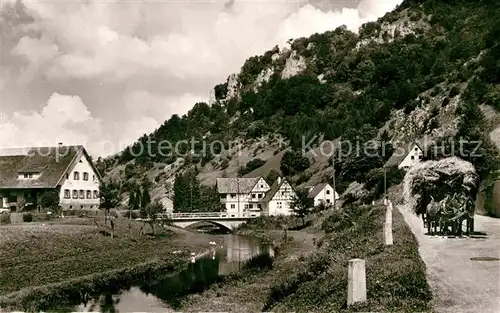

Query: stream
[49,234,274,312]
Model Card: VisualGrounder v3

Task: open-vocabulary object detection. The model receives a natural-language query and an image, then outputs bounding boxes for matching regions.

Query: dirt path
[397,205,500,313]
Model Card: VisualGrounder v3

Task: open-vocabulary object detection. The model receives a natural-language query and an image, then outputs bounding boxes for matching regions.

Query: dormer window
[24,173,33,179]
[74,172,80,180]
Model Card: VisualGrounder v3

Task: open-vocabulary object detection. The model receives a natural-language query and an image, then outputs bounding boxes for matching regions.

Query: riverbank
[181,204,433,312]
[0,217,217,311]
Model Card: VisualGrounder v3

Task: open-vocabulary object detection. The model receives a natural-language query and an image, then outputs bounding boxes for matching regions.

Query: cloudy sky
[0,0,402,158]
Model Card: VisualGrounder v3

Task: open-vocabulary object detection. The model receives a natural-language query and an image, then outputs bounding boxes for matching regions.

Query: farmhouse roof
[0,145,100,189]
[308,183,329,199]
[261,178,295,203]
[216,177,261,194]
[383,141,424,168]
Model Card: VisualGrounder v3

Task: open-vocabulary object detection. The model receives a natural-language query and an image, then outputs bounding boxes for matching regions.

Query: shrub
[39,190,60,211]
[449,85,461,97]
[295,172,312,185]
[239,158,266,176]
[0,213,10,224]
[23,213,33,223]
[430,85,442,96]
[32,213,51,222]
[124,210,140,219]
[280,150,310,176]
[220,159,229,170]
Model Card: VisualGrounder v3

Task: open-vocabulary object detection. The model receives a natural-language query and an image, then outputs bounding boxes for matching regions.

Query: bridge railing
[165,211,268,220]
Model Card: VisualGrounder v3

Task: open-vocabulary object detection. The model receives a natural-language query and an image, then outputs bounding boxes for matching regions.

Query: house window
[230,204,235,209]
[419,155,423,160]
[415,147,418,151]
[66,173,69,179]
[86,190,92,199]
[93,175,96,181]
[411,156,415,160]
[74,172,80,180]
[83,172,89,181]
[73,190,78,199]
[326,190,330,194]
[252,194,256,198]
[93,190,99,199]
[260,185,263,188]
[23,173,33,179]
[79,190,85,199]
[79,159,83,163]
[257,204,261,209]
[258,193,262,198]
[326,199,331,203]
[64,189,70,199]
[249,204,253,209]
[230,193,236,198]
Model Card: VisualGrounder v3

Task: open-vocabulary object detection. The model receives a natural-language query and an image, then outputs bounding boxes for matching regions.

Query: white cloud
[0,92,103,150]
[12,0,402,83]
[1,0,403,158]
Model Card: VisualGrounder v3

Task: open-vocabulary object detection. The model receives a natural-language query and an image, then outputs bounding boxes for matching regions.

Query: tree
[291,188,314,226]
[99,180,122,211]
[280,150,310,177]
[140,200,164,235]
[39,190,61,215]
[141,183,151,209]
[266,169,281,185]
[173,169,201,212]
[99,180,122,237]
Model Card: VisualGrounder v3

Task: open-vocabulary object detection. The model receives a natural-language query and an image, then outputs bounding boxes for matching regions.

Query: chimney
[277,177,281,185]
[58,142,63,148]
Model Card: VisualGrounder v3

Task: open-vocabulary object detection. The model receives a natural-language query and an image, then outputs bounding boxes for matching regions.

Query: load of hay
[403,156,479,235]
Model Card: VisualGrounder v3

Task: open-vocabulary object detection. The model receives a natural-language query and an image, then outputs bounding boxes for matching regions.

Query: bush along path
[181,204,433,312]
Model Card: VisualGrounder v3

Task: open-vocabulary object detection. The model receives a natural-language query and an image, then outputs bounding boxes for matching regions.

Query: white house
[384,142,424,170]
[159,197,174,213]
[0,145,101,211]
[307,183,339,207]
[216,176,270,217]
[261,177,297,216]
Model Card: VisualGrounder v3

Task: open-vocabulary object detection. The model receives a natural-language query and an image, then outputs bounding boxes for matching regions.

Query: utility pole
[332,153,336,210]
[384,167,387,205]
[237,159,240,217]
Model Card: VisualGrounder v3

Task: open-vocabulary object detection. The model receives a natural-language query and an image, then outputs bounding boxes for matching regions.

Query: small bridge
[165,212,264,230]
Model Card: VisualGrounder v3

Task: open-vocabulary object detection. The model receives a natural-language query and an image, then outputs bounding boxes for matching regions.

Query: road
[397,205,500,313]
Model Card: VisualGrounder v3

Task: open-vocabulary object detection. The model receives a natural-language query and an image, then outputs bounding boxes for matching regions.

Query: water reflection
[50,234,272,312]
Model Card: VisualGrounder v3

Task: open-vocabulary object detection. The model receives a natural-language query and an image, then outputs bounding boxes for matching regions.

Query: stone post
[348,258,367,306]
[385,201,393,245]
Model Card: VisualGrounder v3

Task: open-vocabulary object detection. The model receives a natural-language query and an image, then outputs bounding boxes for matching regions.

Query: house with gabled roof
[216,176,270,216]
[308,183,339,207]
[0,145,101,212]
[384,141,424,170]
[261,177,297,216]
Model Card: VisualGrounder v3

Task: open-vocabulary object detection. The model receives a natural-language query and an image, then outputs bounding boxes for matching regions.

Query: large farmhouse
[0,145,101,212]
[261,177,297,216]
[216,176,296,216]
[216,176,270,217]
